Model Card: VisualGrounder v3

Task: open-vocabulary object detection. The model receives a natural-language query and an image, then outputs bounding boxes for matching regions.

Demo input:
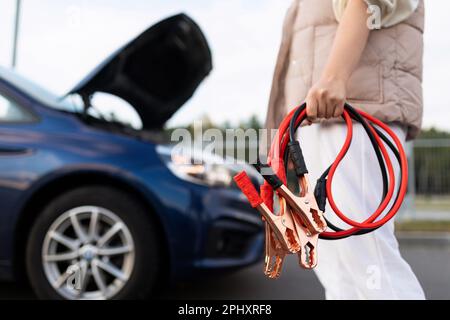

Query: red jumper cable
[233,103,408,277]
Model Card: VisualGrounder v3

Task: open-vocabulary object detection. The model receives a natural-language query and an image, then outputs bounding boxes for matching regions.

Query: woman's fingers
[317,89,327,119]
[305,75,347,120]
[306,96,318,121]
[333,101,345,118]
[306,76,346,120]
[310,91,336,119]
[325,99,335,119]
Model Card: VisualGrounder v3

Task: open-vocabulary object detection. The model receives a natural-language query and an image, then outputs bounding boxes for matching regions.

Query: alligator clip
[296,224,319,269]
[261,183,286,279]
[282,141,328,235]
[234,172,300,254]
[278,198,319,269]
[264,223,286,279]
[275,180,327,236]
[254,163,326,235]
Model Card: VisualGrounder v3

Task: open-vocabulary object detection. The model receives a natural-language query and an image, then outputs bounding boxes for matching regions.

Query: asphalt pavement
[1,233,449,300]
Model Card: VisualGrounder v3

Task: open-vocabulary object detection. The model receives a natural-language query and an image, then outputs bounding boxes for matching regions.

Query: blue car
[0,14,263,300]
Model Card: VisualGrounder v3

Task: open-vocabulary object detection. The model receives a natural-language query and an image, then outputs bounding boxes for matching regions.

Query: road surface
[0,233,449,300]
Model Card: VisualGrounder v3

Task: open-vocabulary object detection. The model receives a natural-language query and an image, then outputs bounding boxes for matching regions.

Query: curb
[396,232,450,246]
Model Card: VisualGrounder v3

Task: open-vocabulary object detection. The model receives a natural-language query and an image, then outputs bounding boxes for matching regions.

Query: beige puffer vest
[265,0,424,140]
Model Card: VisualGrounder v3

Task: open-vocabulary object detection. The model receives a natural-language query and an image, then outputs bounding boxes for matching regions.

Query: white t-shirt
[333,0,420,27]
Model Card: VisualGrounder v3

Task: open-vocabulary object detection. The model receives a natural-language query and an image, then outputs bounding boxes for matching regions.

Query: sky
[0,0,449,130]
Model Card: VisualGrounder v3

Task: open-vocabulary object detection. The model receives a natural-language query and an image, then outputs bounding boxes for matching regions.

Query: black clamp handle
[314,178,327,212]
[253,163,283,190]
[288,141,308,176]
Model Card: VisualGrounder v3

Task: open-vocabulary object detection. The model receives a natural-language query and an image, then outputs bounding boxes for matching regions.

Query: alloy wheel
[41,206,135,300]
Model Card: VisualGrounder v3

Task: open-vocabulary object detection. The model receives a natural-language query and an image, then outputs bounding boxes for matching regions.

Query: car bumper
[195,186,264,274]
[173,187,264,279]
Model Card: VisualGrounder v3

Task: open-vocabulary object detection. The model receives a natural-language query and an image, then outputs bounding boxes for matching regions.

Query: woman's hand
[305,75,346,121]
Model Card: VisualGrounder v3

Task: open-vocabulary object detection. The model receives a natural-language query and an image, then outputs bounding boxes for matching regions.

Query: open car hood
[67,14,212,129]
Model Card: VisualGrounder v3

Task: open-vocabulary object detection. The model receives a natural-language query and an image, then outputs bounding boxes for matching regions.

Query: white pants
[297,122,425,300]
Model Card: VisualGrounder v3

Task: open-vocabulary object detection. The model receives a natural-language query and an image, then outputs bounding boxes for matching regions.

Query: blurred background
[0,0,449,299]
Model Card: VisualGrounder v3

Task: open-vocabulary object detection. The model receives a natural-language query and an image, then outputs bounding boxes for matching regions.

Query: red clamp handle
[234,172,263,208]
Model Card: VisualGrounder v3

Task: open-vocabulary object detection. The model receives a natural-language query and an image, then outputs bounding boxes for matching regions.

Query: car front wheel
[26,186,161,300]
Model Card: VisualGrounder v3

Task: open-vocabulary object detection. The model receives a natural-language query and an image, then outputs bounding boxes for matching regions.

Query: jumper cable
[233,103,408,277]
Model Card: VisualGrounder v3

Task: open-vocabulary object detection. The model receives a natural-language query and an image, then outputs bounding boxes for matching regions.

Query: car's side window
[0,93,35,123]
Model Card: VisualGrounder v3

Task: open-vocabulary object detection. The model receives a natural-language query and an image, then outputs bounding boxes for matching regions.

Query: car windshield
[0,67,142,130]
[62,93,143,130]
[0,66,66,108]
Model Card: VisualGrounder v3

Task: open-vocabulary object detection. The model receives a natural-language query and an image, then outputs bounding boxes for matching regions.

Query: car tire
[26,185,162,300]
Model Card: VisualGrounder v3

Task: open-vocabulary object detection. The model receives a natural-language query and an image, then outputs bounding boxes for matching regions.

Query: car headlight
[156,145,261,188]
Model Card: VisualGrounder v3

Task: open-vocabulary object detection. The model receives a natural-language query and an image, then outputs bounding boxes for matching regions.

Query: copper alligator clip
[261,184,287,279]
[264,224,286,279]
[276,172,327,236]
[278,141,328,236]
[234,172,300,254]
[261,188,319,271]
[234,170,323,275]
[254,196,299,254]
[264,197,306,278]
[254,161,326,235]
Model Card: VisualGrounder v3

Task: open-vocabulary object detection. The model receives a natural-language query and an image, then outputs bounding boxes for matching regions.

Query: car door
[0,87,38,261]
